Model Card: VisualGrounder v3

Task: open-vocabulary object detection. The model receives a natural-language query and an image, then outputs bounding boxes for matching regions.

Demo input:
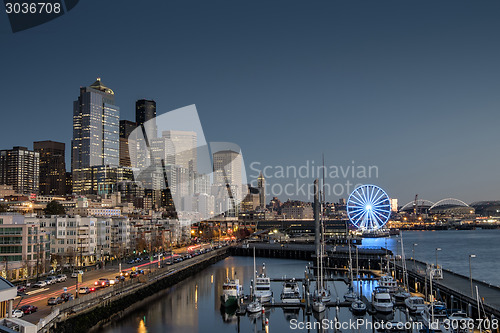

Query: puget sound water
[101,229,500,333]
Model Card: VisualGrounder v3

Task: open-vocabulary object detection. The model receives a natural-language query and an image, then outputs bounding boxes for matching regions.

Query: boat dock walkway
[394,258,500,318]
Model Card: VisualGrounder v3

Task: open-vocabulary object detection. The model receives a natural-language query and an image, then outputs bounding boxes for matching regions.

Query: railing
[37,308,59,331]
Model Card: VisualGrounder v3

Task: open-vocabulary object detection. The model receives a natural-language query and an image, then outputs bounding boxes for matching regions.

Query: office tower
[135,99,157,138]
[33,140,66,195]
[0,146,40,194]
[159,130,197,172]
[72,78,121,194]
[257,172,266,209]
[213,150,242,188]
[119,120,137,167]
[65,172,72,195]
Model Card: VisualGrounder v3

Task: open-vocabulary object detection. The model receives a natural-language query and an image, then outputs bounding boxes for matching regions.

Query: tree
[44,200,65,215]
[0,204,8,213]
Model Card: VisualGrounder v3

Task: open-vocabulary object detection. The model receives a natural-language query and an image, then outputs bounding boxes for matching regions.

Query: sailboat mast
[253,247,257,300]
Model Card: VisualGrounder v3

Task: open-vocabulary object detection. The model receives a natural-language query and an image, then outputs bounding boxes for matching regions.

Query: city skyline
[1,1,500,204]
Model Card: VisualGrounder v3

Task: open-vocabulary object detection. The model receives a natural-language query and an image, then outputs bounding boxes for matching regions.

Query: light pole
[469,254,476,297]
[435,248,441,268]
[412,243,418,271]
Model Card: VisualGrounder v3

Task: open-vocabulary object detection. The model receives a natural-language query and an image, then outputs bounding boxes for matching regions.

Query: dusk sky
[1,0,500,205]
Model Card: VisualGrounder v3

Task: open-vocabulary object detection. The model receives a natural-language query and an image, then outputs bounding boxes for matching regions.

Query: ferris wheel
[347,184,391,231]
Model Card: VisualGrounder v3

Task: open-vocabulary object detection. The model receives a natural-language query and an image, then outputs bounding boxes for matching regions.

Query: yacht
[448,311,474,333]
[393,289,411,303]
[312,299,326,313]
[404,296,426,314]
[221,278,243,308]
[281,279,301,305]
[421,301,449,332]
[378,275,398,293]
[372,287,394,313]
[254,263,272,303]
[344,285,357,302]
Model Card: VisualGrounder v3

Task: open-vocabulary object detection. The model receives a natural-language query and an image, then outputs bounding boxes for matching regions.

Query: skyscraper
[0,146,39,194]
[257,172,266,209]
[72,78,121,194]
[135,99,157,138]
[33,140,66,195]
[119,120,137,167]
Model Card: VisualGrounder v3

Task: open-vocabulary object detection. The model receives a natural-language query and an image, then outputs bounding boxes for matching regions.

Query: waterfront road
[14,243,219,324]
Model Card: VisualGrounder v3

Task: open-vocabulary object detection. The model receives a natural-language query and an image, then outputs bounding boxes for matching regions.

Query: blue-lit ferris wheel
[347,185,391,231]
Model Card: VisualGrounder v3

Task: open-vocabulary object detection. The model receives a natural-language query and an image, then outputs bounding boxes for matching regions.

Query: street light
[435,248,441,268]
[469,254,476,297]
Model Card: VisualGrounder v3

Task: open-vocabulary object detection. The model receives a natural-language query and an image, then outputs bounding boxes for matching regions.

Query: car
[32,281,47,288]
[20,305,37,314]
[89,286,96,292]
[78,287,90,294]
[94,278,110,288]
[137,269,144,275]
[16,285,26,295]
[60,292,73,302]
[115,275,125,282]
[129,272,138,278]
[47,276,58,284]
[44,279,54,285]
[47,297,62,306]
[71,270,84,278]
[127,259,135,264]
[56,274,67,282]
[11,309,23,318]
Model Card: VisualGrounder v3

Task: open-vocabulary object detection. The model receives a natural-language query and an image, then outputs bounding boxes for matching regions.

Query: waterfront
[363,229,500,286]
[101,230,500,333]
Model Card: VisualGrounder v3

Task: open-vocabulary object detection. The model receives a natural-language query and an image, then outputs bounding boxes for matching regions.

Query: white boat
[281,279,301,304]
[393,289,411,303]
[220,278,243,308]
[421,301,449,332]
[378,275,398,293]
[312,299,326,313]
[404,296,426,314]
[372,286,394,313]
[344,286,357,302]
[448,311,474,333]
[350,299,367,315]
[247,247,263,315]
[254,263,272,303]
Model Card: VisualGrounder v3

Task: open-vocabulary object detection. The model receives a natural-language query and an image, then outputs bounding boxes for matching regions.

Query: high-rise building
[213,150,242,189]
[119,120,137,167]
[71,78,122,194]
[257,172,266,209]
[33,140,66,195]
[135,99,157,138]
[0,146,39,194]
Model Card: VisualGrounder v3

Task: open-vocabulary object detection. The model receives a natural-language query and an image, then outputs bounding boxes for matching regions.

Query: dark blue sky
[1,0,500,205]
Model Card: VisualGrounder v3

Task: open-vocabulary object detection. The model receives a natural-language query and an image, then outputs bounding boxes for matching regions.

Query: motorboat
[247,247,263,315]
[344,285,357,302]
[421,301,449,332]
[404,296,426,314]
[393,289,411,303]
[254,263,272,303]
[448,311,474,333]
[378,275,398,293]
[372,286,394,313]
[220,278,243,308]
[351,298,367,315]
[281,279,301,304]
[247,300,263,314]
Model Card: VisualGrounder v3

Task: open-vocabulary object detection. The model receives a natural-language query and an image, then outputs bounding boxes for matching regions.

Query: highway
[14,243,220,324]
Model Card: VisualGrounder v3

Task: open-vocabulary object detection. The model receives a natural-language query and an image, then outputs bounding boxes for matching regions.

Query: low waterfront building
[281,200,314,219]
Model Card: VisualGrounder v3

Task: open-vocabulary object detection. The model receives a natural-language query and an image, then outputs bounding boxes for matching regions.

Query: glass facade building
[72,78,121,194]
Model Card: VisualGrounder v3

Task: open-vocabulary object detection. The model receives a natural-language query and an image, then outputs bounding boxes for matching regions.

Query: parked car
[47,276,58,284]
[44,279,54,286]
[71,270,84,278]
[11,309,23,318]
[95,278,110,287]
[20,305,37,314]
[47,297,63,305]
[129,272,138,278]
[56,274,67,282]
[78,287,90,294]
[32,281,47,288]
